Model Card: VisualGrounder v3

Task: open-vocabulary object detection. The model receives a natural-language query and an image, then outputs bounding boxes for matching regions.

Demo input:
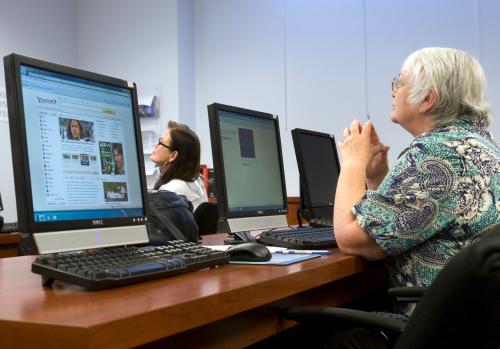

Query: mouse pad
[229,253,320,265]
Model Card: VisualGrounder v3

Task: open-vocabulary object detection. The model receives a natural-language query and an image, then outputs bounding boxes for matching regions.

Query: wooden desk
[0,232,21,258]
[0,234,384,349]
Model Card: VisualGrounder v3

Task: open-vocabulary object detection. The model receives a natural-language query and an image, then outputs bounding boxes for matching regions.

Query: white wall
[194,0,500,197]
[0,0,77,222]
[178,0,196,128]
[76,0,179,129]
[194,0,287,184]
[478,0,500,121]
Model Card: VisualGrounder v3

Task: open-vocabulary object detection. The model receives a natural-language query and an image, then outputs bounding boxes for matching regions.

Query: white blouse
[157,177,208,211]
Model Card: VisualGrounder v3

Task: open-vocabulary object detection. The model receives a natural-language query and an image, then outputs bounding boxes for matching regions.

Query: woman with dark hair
[66,119,85,141]
[150,121,207,210]
[112,143,125,175]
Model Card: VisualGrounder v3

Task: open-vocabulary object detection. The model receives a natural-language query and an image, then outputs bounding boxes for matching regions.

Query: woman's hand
[364,123,390,189]
[366,143,390,189]
[339,120,381,168]
[339,120,389,189]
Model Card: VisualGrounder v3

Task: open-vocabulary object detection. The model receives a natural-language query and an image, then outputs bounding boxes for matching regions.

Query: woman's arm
[334,161,386,260]
[333,120,387,261]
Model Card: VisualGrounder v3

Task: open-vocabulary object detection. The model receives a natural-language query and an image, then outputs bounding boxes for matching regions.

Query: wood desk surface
[0,234,384,349]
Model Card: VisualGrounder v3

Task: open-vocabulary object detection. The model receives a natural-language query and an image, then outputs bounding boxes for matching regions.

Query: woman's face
[70,120,81,139]
[390,72,415,127]
[113,149,124,169]
[150,128,174,165]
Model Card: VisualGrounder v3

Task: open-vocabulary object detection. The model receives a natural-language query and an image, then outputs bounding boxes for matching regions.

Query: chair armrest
[282,307,405,334]
[388,286,428,303]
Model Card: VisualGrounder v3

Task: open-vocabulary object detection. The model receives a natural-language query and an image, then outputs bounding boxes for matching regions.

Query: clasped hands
[338,119,390,189]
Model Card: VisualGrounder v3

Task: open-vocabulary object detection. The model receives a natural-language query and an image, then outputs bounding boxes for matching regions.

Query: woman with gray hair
[328,47,499,347]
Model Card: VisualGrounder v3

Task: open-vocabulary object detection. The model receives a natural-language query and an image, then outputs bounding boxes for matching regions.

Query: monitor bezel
[3,53,150,234]
[291,128,340,219]
[207,103,288,221]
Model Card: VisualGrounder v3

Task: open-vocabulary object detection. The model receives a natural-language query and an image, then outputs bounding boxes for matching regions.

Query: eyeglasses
[391,77,406,92]
[157,139,174,151]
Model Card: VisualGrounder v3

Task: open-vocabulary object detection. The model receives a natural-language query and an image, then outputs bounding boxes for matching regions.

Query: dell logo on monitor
[92,219,104,226]
[257,210,263,214]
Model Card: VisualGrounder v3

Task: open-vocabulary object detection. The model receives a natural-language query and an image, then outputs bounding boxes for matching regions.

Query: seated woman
[330,47,499,348]
[150,121,208,211]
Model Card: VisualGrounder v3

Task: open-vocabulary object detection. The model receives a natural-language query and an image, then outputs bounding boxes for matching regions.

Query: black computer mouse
[226,242,272,262]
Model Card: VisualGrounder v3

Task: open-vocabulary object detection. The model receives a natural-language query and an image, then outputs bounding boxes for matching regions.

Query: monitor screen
[208,103,288,232]
[292,128,340,219]
[4,54,149,253]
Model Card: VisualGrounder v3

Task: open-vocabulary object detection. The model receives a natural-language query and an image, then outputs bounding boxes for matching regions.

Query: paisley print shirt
[353,115,500,318]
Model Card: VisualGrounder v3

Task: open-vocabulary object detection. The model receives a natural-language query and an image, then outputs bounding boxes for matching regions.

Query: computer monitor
[291,128,340,220]
[3,53,149,254]
[207,103,288,233]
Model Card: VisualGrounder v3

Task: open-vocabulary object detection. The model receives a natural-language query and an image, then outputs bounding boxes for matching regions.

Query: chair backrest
[395,224,500,349]
[194,202,219,235]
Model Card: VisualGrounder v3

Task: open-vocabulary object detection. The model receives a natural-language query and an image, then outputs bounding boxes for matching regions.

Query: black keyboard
[1,221,19,233]
[259,226,336,249]
[32,240,229,290]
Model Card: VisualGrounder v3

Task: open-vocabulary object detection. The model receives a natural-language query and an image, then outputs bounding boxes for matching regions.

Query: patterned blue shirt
[353,115,500,318]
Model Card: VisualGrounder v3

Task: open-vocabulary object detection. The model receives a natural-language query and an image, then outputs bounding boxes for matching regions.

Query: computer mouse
[226,242,272,262]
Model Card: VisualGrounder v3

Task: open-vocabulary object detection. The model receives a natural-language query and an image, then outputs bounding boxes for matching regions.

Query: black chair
[283,224,500,349]
[194,202,219,235]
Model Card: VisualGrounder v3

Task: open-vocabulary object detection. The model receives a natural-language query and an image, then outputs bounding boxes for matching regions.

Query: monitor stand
[34,225,149,254]
[224,215,288,245]
[227,215,287,234]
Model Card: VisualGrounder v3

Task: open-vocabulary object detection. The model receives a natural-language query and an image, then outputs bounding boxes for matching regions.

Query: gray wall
[0,0,499,223]
[76,0,181,128]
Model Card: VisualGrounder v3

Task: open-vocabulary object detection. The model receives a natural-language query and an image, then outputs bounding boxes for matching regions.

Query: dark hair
[66,119,83,140]
[153,121,201,190]
[112,143,123,156]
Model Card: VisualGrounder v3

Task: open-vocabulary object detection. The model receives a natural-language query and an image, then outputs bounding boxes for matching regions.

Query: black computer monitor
[291,128,340,220]
[208,103,288,233]
[4,53,149,253]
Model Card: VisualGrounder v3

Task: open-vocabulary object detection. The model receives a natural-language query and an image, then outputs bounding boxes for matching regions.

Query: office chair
[194,202,219,235]
[283,224,500,349]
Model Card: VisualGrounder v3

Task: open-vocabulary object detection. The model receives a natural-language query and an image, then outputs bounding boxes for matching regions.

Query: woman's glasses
[391,77,406,92]
[157,139,174,151]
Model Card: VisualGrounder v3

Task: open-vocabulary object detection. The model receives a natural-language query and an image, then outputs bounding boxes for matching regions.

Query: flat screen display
[292,128,340,217]
[208,103,288,221]
[19,64,145,222]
